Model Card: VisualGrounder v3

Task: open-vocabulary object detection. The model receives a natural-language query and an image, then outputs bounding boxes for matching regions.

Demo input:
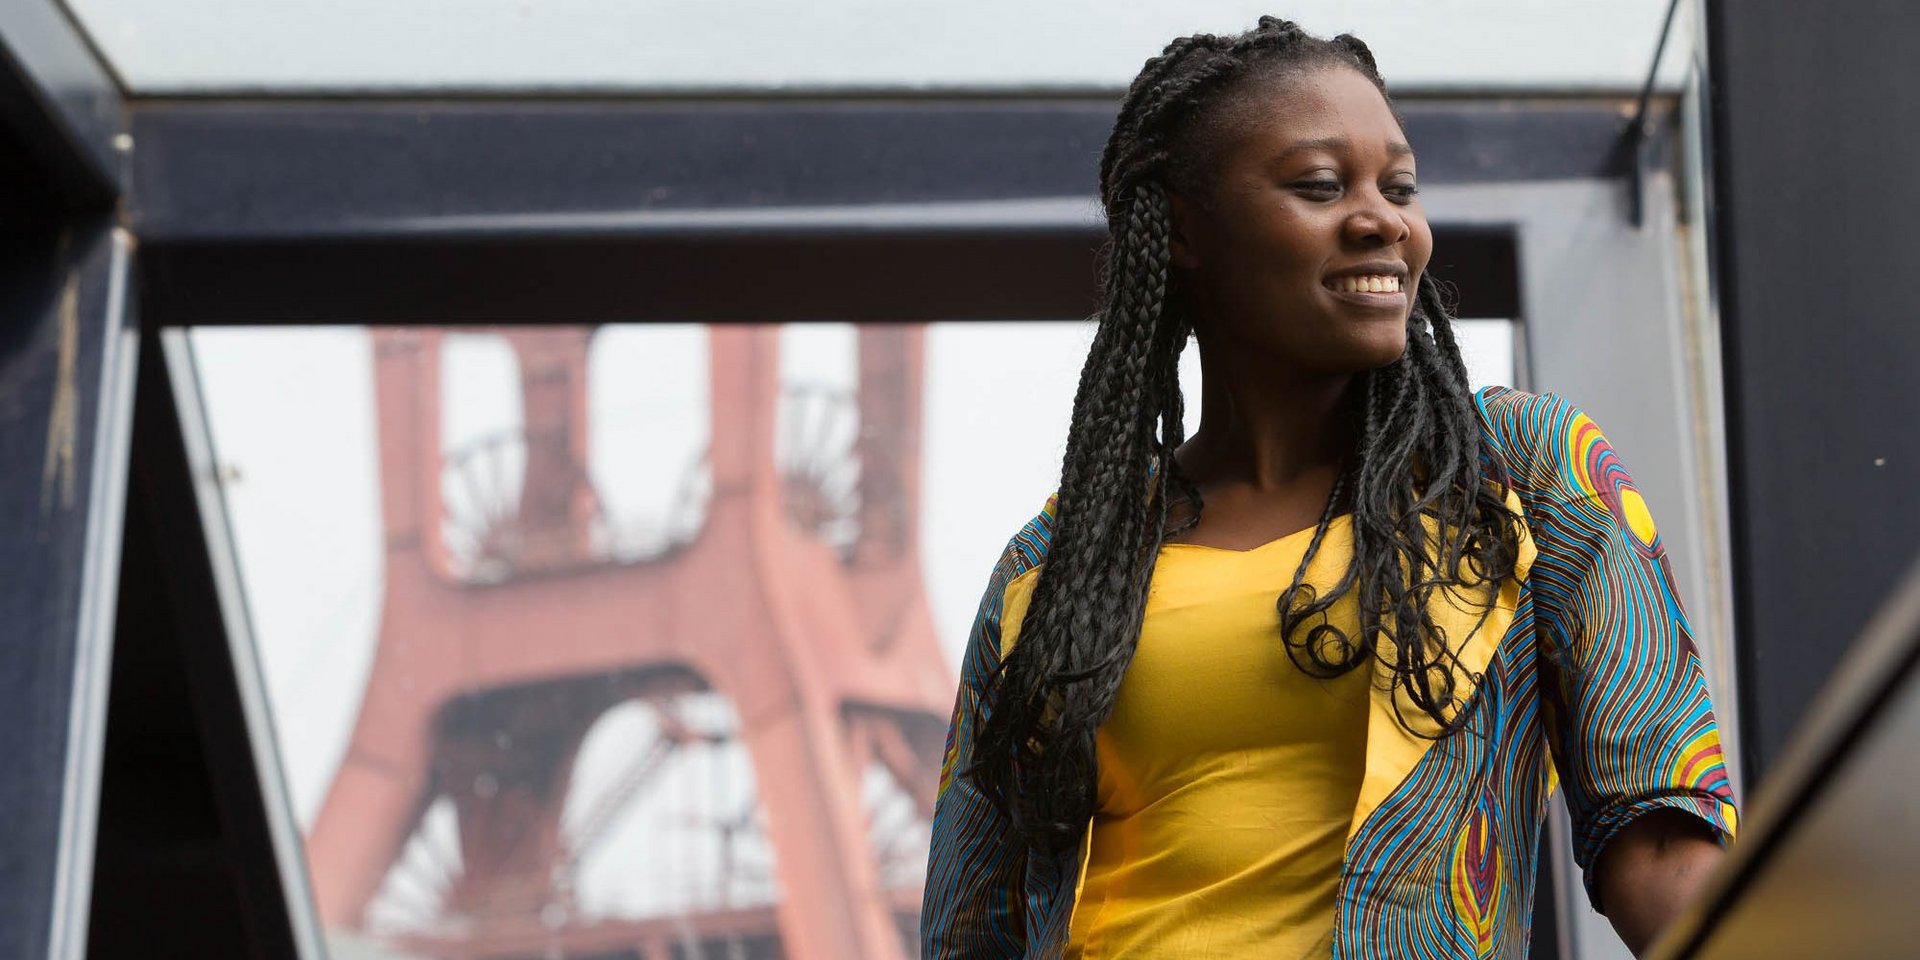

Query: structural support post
[1,5,132,956]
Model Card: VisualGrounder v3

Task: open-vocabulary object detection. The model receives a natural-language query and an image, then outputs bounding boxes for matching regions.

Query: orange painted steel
[304,326,954,958]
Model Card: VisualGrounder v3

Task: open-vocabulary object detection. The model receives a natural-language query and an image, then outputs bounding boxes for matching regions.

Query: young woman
[922,18,1737,960]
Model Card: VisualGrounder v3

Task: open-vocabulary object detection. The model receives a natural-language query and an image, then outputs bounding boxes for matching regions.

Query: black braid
[971,18,1524,854]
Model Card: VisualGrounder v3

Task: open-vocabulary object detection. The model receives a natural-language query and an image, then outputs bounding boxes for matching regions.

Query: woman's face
[1169,65,1431,377]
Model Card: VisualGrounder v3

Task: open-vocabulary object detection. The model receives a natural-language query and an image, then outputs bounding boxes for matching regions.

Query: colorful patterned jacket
[922,387,1739,959]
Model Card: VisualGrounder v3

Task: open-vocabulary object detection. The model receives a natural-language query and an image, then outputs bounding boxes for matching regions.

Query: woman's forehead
[1217,68,1410,161]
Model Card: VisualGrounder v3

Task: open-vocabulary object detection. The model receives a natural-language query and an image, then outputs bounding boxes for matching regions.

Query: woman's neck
[1176,343,1357,492]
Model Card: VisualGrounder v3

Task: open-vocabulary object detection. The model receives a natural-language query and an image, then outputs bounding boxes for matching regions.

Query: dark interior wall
[1707,0,1920,783]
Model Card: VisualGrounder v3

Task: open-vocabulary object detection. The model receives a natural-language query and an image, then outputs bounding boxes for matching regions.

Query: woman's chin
[1348,334,1412,371]
[1372,341,1413,369]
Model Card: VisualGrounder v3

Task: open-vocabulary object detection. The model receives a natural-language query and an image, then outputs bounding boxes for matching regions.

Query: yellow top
[996,510,1530,959]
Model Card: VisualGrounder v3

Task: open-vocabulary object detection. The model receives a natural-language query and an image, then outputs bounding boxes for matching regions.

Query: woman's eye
[1291,179,1342,197]
[1386,183,1421,203]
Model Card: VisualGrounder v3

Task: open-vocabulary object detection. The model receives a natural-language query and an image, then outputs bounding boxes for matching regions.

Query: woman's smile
[1322,262,1409,310]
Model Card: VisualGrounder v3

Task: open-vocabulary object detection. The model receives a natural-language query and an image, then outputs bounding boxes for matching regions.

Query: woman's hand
[1594,808,1727,956]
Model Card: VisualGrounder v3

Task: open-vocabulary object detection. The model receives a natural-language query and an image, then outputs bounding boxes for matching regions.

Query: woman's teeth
[1326,275,1402,293]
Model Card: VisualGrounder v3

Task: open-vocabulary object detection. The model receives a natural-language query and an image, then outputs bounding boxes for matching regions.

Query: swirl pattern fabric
[923,388,1738,959]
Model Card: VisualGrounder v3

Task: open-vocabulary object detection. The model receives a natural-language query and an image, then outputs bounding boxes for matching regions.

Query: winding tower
[304,325,953,960]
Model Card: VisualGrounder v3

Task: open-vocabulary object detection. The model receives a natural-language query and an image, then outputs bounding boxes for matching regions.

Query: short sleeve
[921,499,1056,959]
[1491,391,1739,913]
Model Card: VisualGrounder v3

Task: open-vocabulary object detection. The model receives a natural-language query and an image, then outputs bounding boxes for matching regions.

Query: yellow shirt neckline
[1156,513,1350,556]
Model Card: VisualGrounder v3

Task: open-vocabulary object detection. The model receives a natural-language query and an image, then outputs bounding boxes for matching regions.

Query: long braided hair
[970,17,1525,855]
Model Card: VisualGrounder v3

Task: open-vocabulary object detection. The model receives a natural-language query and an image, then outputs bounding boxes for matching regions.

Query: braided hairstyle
[970,17,1525,855]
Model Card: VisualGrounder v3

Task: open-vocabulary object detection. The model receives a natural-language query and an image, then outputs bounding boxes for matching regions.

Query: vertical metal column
[0,4,129,957]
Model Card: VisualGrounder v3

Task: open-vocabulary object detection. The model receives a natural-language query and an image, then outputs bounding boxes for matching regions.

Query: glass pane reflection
[187,319,1517,960]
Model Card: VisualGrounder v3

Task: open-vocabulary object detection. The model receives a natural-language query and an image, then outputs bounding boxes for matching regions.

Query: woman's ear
[1167,189,1202,271]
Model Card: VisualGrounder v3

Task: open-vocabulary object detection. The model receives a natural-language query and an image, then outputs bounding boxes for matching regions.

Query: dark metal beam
[0,0,125,214]
[0,12,133,959]
[136,225,1518,329]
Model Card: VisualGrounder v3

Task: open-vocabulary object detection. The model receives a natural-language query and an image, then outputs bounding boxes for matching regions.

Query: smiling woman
[1167,68,1430,383]
[923,17,1738,960]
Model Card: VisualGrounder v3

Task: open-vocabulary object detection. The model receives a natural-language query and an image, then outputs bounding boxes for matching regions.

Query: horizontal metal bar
[139,224,1518,329]
[130,98,1637,244]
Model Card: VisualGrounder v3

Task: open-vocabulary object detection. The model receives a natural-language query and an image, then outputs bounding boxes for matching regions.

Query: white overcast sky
[69,0,1694,95]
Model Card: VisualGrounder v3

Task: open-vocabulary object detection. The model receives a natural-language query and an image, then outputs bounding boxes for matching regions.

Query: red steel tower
[304,325,954,959]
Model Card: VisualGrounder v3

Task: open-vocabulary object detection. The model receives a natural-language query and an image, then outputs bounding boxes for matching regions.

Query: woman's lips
[1322,273,1407,308]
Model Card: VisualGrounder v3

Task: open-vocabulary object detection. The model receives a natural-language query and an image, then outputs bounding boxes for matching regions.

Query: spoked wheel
[778,385,862,557]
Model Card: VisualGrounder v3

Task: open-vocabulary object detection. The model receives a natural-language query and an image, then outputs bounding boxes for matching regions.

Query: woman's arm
[922,502,1058,959]
[1594,808,1726,955]
[923,607,1028,960]
[1479,389,1739,945]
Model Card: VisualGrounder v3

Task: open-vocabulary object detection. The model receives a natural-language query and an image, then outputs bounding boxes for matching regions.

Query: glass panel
[188,318,1522,959]
[66,0,1692,96]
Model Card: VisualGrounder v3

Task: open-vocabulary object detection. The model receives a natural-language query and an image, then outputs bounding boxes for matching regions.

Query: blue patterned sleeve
[921,502,1055,959]
[1482,389,1739,913]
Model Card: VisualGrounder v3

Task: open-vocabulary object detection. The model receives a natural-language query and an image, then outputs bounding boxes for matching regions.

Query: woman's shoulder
[965,496,1059,655]
[1473,384,1632,504]
[985,493,1060,592]
[1471,384,1582,453]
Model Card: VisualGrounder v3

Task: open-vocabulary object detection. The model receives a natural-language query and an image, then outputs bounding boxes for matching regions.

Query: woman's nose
[1343,198,1412,248]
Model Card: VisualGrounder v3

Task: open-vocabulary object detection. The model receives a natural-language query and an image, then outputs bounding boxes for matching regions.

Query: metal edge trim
[44,227,135,960]
[159,328,329,960]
